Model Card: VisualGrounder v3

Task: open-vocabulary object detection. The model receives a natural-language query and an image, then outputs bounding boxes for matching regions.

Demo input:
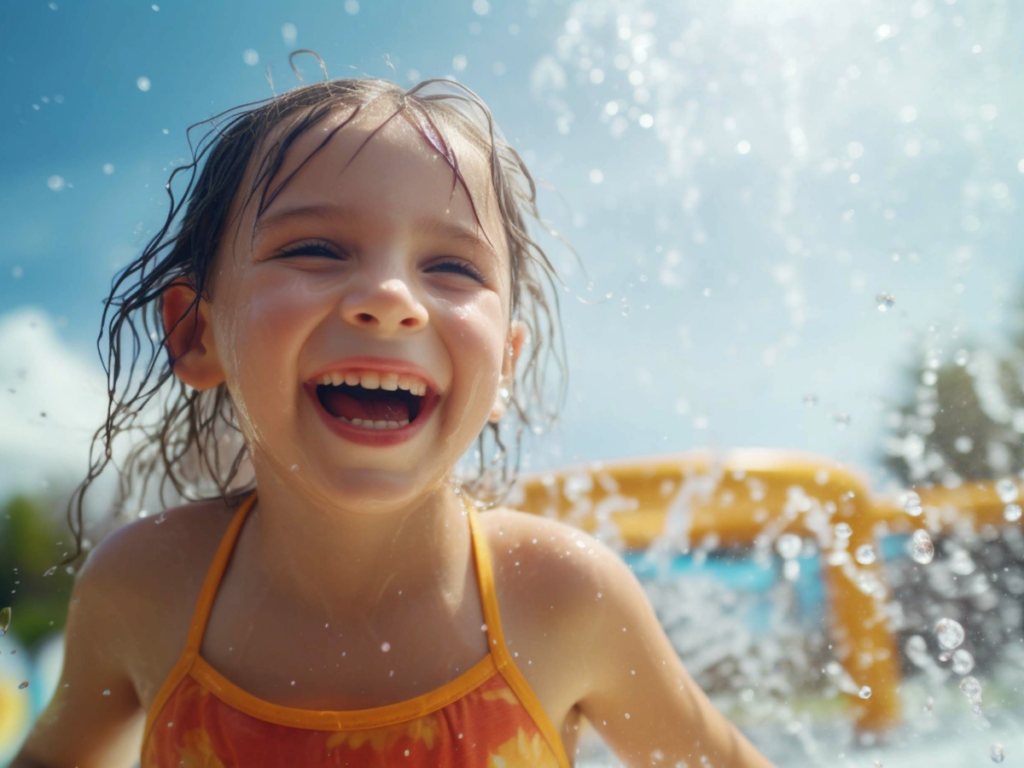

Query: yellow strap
[183,490,258,655]
[466,499,573,768]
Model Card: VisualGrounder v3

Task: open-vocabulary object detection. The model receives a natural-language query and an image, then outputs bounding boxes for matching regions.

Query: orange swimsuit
[140,490,572,767]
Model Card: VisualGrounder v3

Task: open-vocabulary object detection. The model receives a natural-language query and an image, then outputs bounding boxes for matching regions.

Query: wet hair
[59,61,583,567]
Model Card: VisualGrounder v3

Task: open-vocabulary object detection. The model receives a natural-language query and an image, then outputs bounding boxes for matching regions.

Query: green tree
[0,495,73,648]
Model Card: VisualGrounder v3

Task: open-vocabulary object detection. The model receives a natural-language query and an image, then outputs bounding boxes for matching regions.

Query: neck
[241,462,474,625]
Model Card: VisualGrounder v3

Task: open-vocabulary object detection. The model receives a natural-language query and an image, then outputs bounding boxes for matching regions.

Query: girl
[13,67,775,767]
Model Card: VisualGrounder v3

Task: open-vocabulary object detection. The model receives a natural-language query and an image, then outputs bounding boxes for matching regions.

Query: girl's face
[204,102,522,510]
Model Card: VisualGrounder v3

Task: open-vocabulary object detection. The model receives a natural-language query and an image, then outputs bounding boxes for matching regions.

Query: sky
[3,0,1024,513]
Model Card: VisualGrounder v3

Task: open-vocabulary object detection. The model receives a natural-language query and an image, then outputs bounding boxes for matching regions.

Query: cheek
[217,271,333,386]
[447,294,508,386]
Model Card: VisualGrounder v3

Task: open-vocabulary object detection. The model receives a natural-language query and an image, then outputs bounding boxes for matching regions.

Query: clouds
[0,307,119,520]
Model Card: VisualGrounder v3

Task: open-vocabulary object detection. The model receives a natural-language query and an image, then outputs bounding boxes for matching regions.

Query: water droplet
[802,394,818,407]
[43,566,57,577]
[18,681,28,690]
[281,23,297,45]
[952,649,975,675]
[876,292,895,312]
[959,675,982,702]
[996,478,1019,504]
[242,49,259,66]
[834,523,852,540]
[775,534,802,560]
[47,175,65,192]
[0,606,9,635]
[833,412,851,429]
[901,491,923,516]
[102,689,110,696]
[1004,504,1022,522]
[954,436,973,453]
[910,530,934,564]
[136,76,151,92]
[990,743,1005,763]
[936,618,965,650]
[858,686,872,699]
[381,642,391,652]
[855,544,876,565]
[290,464,299,471]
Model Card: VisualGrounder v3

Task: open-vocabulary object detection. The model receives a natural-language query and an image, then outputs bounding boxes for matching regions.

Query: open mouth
[314,379,427,430]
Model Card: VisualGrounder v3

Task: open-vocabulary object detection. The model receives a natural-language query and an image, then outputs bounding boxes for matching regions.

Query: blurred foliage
[0,495,73,648]
[878,286,1024,681]
[881,350,1024,485]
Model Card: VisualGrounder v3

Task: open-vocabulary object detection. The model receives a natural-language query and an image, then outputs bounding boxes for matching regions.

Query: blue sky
[3,0,1024,503]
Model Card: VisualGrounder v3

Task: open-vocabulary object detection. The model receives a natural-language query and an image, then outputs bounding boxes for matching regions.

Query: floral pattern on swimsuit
[141,669,563,767]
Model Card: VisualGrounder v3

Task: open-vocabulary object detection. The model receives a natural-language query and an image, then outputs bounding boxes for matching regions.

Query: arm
[577,540,776,767]
[11,528,146,768]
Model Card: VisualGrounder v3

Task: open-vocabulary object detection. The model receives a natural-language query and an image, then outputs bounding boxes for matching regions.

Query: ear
[160,280,226,391]
[488,320,527,423]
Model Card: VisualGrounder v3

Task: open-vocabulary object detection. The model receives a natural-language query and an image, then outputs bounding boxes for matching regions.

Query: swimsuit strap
[182,489,259,657]
[465,496,571,765]
[465,497,513,666]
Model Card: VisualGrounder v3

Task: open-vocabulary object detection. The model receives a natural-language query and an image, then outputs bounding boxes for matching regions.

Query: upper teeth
[318,371,428,396]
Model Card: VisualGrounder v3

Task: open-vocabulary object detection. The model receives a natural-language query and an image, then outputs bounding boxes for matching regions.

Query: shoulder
[476,507,637,680]
[477,515,777,766]
[477,506,635,609]
[82,495,238,589]
[76,496,240,663]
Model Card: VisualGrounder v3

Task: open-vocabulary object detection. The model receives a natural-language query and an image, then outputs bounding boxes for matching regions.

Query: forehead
[236,100,506,258]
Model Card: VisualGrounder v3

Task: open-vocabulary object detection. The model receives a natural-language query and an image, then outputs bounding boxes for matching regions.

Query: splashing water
[935,618,966,651]
[910,529,935,564]
[996,480,1018,504]
[951,649,975,676]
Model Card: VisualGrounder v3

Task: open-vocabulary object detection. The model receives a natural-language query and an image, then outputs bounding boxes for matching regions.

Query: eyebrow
[253,203,498,259]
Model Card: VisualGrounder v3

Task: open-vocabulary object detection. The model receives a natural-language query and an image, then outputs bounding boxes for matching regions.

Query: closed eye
[274,241,341,259]
[429,259,485,282]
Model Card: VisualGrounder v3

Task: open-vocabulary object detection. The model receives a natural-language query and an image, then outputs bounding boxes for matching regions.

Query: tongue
[320,387,411,423]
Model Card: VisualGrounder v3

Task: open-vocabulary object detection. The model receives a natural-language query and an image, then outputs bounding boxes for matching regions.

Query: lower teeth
[337,417,410,430]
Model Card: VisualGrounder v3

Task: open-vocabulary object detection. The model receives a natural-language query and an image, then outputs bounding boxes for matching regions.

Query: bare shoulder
[478,512,777,766]
[79,496,239,680]
[476,507,628,703]
[15,497,240,768]
[477,506,627,608]
[84,496,236,591]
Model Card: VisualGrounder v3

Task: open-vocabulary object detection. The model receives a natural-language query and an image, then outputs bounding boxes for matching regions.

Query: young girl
[14,70,774,767]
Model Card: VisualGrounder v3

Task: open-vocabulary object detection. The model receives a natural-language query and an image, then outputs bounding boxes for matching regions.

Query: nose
[339,277,428,334]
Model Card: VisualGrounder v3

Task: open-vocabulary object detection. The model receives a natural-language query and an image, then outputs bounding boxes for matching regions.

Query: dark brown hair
[59,66,582,567]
